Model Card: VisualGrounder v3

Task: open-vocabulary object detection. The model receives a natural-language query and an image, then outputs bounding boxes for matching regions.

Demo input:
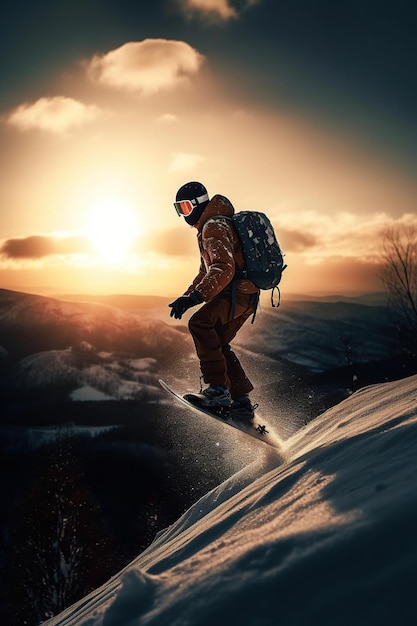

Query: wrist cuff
[190,290,204,304]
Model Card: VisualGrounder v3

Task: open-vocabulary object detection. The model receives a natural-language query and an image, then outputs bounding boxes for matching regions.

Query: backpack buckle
[271,286,281,308]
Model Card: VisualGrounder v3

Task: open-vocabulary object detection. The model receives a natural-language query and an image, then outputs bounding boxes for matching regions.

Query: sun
[85,198,140,263]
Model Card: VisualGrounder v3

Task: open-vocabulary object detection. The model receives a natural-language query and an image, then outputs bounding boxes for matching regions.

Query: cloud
[0,235,91,260]
[279,230,318,252]
[6,97,100,134]
[158,113,178,124]
[273,210,417,263]
[169,152,205,171]
[86,39,204,94]
[142,227,196,258]
[178,0,260,21]
[300,256,385,294]
[181,0,236,19]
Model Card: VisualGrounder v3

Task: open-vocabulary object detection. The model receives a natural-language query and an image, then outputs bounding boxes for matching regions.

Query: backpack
[230,211,287,307]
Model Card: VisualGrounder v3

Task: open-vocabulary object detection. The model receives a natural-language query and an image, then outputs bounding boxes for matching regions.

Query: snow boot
[184,384,231,417]
[231,396,258,425]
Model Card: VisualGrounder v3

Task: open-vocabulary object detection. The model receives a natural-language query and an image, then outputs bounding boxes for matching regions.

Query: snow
[9,348,160,402]
[43,373,417,626]
[69,385,113,401]
[26,424,118,447]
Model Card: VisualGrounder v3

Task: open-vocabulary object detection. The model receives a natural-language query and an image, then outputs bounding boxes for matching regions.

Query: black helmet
[174,181,210,225]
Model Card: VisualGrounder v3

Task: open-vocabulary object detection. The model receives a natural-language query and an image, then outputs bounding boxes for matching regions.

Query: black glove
[169,291,204,319]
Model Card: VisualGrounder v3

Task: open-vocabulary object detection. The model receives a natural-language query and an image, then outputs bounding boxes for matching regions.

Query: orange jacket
[185,194,259,302]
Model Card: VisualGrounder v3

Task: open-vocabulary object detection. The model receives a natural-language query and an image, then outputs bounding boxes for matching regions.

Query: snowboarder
[169,181,260,423]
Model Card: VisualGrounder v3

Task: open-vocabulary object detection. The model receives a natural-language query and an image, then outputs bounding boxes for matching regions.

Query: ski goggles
[173,192,209,217]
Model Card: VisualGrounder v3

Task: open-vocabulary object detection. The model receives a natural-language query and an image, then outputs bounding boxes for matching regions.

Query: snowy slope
[44,374,417,626]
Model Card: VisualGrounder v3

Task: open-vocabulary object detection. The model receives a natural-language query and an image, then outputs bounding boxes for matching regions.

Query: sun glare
[85,198,140,263]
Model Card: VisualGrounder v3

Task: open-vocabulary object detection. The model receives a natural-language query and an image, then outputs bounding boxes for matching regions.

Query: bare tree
[380,224,417,364]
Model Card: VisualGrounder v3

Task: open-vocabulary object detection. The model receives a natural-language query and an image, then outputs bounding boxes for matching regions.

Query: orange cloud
[0,235,91,259]
[182,0,237,19]
[305,257,384,294]
[140,227,196,258]
[158,113,178,123]
[178,0,260,21]
[169,151,205,172]
[86,39,204,94]
[6,97,100,134]
[272,210,417,263]
[278,229,317,252]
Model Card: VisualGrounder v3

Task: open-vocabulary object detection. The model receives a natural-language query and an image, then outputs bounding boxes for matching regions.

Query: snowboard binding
[183,394,230,420]
[159,379,280,451]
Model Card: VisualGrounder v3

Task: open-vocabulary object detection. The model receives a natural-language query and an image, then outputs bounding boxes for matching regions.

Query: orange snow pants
[188,289,258,399]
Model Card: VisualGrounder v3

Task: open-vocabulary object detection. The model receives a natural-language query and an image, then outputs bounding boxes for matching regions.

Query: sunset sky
[1,0,416,298]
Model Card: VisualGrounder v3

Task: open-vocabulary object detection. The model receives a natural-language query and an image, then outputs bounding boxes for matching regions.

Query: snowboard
[159,379,280,450]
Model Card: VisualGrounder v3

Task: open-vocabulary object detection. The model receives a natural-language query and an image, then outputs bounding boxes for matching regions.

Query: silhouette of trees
[381,224,417,368]
[7,435,116,625]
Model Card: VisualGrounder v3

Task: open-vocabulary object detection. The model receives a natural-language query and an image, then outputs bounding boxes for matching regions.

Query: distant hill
[0,288,404,429]
[284,291,388,306]
[57,293,173,312]
[0,289,186,360]
[57,290,389,309]
[0,289,193,411]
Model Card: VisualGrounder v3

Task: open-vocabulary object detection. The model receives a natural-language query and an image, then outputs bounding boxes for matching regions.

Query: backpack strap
[230,279,260,324]
[209,215,260,322]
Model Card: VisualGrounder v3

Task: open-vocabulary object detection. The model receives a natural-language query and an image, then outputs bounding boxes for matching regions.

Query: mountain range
[0,288,397,427]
